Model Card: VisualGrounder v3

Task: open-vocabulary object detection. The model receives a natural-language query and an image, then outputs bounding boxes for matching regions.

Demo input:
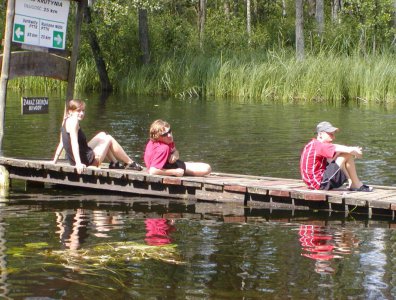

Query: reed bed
[119,52,396,104]
[8,52,396,104]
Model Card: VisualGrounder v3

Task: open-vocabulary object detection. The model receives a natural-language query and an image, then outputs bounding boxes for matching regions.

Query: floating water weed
[43,241,185,271]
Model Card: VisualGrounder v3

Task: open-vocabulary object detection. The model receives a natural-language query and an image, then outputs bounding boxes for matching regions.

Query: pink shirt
[144,140,175,169]
[300,139,336,189]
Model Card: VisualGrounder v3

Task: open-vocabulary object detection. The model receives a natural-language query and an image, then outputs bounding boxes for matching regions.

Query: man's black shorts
[163,159,186,171]
[319,161,347,190]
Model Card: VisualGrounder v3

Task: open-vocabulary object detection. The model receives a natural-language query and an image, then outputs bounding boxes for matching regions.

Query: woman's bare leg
[88,132,133,165]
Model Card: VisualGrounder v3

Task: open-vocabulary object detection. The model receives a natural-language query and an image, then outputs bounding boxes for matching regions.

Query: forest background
[4,0,396,103]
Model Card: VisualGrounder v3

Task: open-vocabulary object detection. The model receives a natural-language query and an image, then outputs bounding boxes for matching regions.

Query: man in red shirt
[300,121,372,192]
[144,119,212,177]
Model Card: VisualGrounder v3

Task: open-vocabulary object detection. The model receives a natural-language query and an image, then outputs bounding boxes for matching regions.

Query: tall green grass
[118,51,396,104]
[8,52,396,104]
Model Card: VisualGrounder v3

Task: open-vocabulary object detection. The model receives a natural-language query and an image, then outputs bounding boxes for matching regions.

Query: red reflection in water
[145,218,176,246]
[299,225,334,261]
[299,224,359,274]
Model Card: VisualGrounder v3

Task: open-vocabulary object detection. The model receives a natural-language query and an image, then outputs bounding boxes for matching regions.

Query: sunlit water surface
[0,92,395,299]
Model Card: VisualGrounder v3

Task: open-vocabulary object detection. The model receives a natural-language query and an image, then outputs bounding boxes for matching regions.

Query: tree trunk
[307,0,315,17]
[83,6,112,92]
[138,8,150,64]
[233,0,239,16]
[332,0,342,22]
[253,0,257,23]
[199,0,206,50]
[224,0,230,19]
[393,0,396,45]
[246,0,251,44]
[282,0,287,17]
[316,0,324,36]
[295,0,304,60]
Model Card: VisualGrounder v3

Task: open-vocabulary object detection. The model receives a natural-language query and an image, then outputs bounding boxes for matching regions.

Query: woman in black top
[52,99,142,174]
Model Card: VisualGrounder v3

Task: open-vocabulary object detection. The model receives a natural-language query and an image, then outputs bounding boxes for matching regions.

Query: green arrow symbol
[13,24,25,42]
[52,31,63,48]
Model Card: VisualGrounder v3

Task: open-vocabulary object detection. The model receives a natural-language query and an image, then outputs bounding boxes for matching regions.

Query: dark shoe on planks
[109,161,123,169]
[124,161,143,171]
[349,184,373,192]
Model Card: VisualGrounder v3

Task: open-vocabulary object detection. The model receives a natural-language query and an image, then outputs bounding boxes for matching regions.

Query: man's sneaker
[124,161,143,171]
[349,184,373,192]
[109,161,123,169]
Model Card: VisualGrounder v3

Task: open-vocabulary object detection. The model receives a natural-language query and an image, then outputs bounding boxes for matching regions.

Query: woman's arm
[52,138,63,164]
[67,118,86,174]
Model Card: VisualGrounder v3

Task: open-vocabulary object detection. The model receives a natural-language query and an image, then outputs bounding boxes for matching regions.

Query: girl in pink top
[144,119,211,177]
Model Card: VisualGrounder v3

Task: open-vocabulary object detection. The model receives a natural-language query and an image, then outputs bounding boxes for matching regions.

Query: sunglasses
[160,128,172,137]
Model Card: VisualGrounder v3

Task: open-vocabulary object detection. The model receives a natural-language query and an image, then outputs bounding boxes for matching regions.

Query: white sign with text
[13,0,70,49]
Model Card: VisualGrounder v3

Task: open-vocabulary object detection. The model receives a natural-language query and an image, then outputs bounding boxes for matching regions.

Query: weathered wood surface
[1,157,396,218]
[0,52,70,81]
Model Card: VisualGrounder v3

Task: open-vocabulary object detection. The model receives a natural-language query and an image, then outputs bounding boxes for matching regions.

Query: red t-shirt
[300,139,336,189]
[144,140,175,169]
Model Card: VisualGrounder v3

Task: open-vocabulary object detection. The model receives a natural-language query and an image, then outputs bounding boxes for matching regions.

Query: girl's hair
[67,99,85,112]
[150,119,170,141]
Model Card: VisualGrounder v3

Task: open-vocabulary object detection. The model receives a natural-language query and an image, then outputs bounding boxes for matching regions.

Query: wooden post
[0,166,10,190]
[0,0,15,151]
[66,0,87,101]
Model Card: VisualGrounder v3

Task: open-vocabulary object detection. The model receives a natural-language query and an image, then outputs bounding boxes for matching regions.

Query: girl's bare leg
[185,162,211,176]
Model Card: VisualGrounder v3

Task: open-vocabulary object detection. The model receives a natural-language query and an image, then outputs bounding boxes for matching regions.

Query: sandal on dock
[124,161,143,171]
[349,184,373,192]
[109,161,124,169]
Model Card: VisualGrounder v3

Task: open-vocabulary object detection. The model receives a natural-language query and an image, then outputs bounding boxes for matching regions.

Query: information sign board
[13,0,70,49]
[21,97,49,114]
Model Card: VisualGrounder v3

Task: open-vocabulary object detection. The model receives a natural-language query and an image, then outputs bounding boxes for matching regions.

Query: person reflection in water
[298,224,359,274]
[145,218,176,246]
[56,209,89,250]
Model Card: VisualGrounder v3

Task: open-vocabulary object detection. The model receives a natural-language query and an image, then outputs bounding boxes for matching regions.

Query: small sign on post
[21,97,49,114]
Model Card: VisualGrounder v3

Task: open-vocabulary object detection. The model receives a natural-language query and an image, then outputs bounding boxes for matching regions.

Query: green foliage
[3,0,396,103]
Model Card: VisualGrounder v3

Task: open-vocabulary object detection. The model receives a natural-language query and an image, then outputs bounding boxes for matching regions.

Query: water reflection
[298,224,359,274]
[56,209,89,250]
[145,218,176,246]
[0,193,395,299]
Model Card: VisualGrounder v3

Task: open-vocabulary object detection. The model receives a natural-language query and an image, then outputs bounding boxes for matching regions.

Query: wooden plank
[344,197,367,207]
[224,185,247,193]
[0,52,70,81]
[327,191,347,204]
[163,177,182,185]
[247,186,268,195]
[182,180,202,188]
[269,190,290,197]
[195,189,245,203]
[145,175,163,183]
[195,202,245,216]
[290,187,328,201]
[203,183,223,191]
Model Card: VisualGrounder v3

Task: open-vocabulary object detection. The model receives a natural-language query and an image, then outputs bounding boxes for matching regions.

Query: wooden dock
[1,157,396,219]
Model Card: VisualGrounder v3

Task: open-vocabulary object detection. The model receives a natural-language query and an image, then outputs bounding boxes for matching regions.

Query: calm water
[0,91,396,299]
